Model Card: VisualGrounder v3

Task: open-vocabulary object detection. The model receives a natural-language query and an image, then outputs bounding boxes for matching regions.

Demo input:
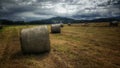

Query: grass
[0,22,120,68]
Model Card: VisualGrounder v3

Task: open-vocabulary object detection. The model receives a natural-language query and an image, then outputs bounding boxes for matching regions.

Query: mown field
[0,22,120,68]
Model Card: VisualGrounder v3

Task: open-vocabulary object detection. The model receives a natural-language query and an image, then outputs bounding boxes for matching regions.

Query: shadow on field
[10,51,50,60]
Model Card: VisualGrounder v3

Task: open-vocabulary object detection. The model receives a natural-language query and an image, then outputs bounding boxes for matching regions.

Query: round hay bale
[81,23,88,26]
[51,24,61,33]
[109,21,118,27]
[20,25,50,54]
[0,25,3,29]
[60,23,64,27]
[68,23,71,26]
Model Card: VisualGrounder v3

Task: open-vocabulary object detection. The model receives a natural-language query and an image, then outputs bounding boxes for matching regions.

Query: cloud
[0,0,120,21]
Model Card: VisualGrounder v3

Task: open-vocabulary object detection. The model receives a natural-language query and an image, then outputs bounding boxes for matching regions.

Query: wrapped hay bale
[20,25,50,54]
[109,21,118,27]
[51,24,61,33]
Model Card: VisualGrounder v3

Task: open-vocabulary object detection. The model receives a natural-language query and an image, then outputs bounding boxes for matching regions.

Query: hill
[0,16,120,25]
[29,17,75,24]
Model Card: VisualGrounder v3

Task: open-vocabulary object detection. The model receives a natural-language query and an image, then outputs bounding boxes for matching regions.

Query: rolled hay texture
[109,21,118,27]
[51,24,61,33]
[20,25,50,54]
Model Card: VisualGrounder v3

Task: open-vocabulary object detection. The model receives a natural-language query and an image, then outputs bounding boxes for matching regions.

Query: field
[0,22,120,68]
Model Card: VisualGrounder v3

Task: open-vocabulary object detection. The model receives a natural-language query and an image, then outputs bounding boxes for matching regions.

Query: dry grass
[0,23,120,68]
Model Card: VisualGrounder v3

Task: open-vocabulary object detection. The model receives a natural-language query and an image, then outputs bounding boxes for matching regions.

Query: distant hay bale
[60,23,64,27]
[68,23,71,26]
[51,24,61,33]
[109,21,118,27]
[20,25,50,54]
[81,23,88,26]
[0,25,3,29]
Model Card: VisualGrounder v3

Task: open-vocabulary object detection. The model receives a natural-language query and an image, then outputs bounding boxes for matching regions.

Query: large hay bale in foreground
[109,21,118,27]
[51,24,61,33]
[20,26,50,54]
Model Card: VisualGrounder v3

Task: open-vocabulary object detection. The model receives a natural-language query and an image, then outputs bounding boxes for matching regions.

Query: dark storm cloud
[0,0,120,21]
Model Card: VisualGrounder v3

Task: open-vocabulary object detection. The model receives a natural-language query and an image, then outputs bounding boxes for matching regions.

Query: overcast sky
[0,0,120,21]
